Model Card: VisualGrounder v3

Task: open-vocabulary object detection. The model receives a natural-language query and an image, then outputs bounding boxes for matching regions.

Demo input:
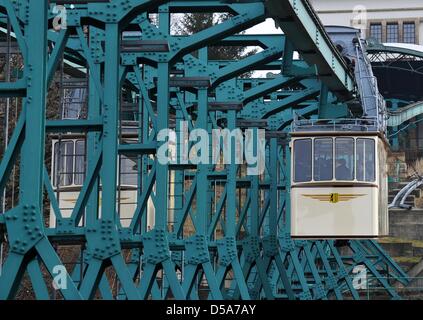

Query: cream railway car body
[290,132,389,239]
[49,138,157,229]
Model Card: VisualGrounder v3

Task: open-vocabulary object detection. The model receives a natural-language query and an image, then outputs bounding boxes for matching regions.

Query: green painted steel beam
[266,0,355,100]
[0,79,27,97]
[45,119,103,133]
[367,43,423,59]
[388,101,423,127]
[118,142,157,155]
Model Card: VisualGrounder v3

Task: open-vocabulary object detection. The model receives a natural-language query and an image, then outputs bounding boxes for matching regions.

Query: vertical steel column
[155,15,169,230]
[101,23,120,223]
[1,0,80,300]
[86,27,102,227]
[196,48,208,238]
[19,1,47,209]
[225,109,250,299]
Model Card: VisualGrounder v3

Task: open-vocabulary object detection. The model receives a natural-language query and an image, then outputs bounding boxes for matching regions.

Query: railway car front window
[120,156,138,186]
[294,139,312,183]
[335,138,354,181]
[314,138,333,181]
[356,138,376,182]
[74,140,86,185]
[53,141,74,187]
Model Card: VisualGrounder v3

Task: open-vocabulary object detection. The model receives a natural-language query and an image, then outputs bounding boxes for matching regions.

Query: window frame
[368,19,419,44]
[386,22,399,43]
[356,138,376,182]
[313,138,334,182]
[53,140,75,187]
[293,138,313,183]
[74,139,86,186]
[370,23,383,42]
[403,22,416,44]
[292,136,378,184]
[335,137,355,181]
[119,155,139,186]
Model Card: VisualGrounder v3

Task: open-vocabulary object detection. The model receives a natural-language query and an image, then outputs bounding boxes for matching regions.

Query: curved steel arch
[367,43,423,76]
[367,43,423,59]
[388,101,423,127]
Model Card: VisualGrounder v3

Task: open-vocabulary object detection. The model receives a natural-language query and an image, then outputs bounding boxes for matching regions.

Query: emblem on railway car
[302,193,366,203]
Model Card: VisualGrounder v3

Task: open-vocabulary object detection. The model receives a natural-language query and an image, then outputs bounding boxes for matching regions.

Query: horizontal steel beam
[0,79,27,97]
[118,143,157,155]
[45,119,103,133]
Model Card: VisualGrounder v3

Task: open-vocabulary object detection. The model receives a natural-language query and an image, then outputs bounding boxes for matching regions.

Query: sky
[245,18,283,35]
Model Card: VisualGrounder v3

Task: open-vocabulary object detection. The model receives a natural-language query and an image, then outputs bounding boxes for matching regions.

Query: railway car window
[335,138,354,181]
[74,140,86,185]
[294,139,312,183]
[314,138,333,181]
[120,156,138,186]
[53,141,74,187]
[356,139,375,182]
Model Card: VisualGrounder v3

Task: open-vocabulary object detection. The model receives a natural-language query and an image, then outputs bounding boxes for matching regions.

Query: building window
[370,23,382,42]
[403,22,416,44]
[387,23,399,42]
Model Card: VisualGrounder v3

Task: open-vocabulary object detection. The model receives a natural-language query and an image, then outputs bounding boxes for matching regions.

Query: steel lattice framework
[0,0,410,300]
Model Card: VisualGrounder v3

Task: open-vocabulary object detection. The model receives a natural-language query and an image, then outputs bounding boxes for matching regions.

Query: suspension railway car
[290,127,389,239]
[49,135,157,229]
[48,76,180,231]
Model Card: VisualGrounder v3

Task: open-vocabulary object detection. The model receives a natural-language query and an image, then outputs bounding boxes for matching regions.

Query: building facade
[310,0,423,45]
[310,0,423,163]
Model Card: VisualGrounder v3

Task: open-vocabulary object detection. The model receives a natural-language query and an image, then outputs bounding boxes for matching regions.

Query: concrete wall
[389,210,423,240]
[310,0,423,44]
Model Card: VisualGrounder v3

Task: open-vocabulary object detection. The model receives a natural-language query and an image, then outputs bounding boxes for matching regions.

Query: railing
[361,276,423,300]
[292,118,379,133]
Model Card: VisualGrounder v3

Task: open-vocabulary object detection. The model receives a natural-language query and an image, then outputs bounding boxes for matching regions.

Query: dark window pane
[370,24,382,42]
[356,139,375,182]
[53,141,74,187]
[314,138,333,181]
[120,156,138,186]
[74,140,86,185]
[53,143,60,186]
[387,23,399,42]
[294,139,312,183]
[403,22,416,44]
[335,138,354,181]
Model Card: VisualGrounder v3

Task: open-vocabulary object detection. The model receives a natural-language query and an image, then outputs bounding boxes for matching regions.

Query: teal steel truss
[0,0,409,300]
